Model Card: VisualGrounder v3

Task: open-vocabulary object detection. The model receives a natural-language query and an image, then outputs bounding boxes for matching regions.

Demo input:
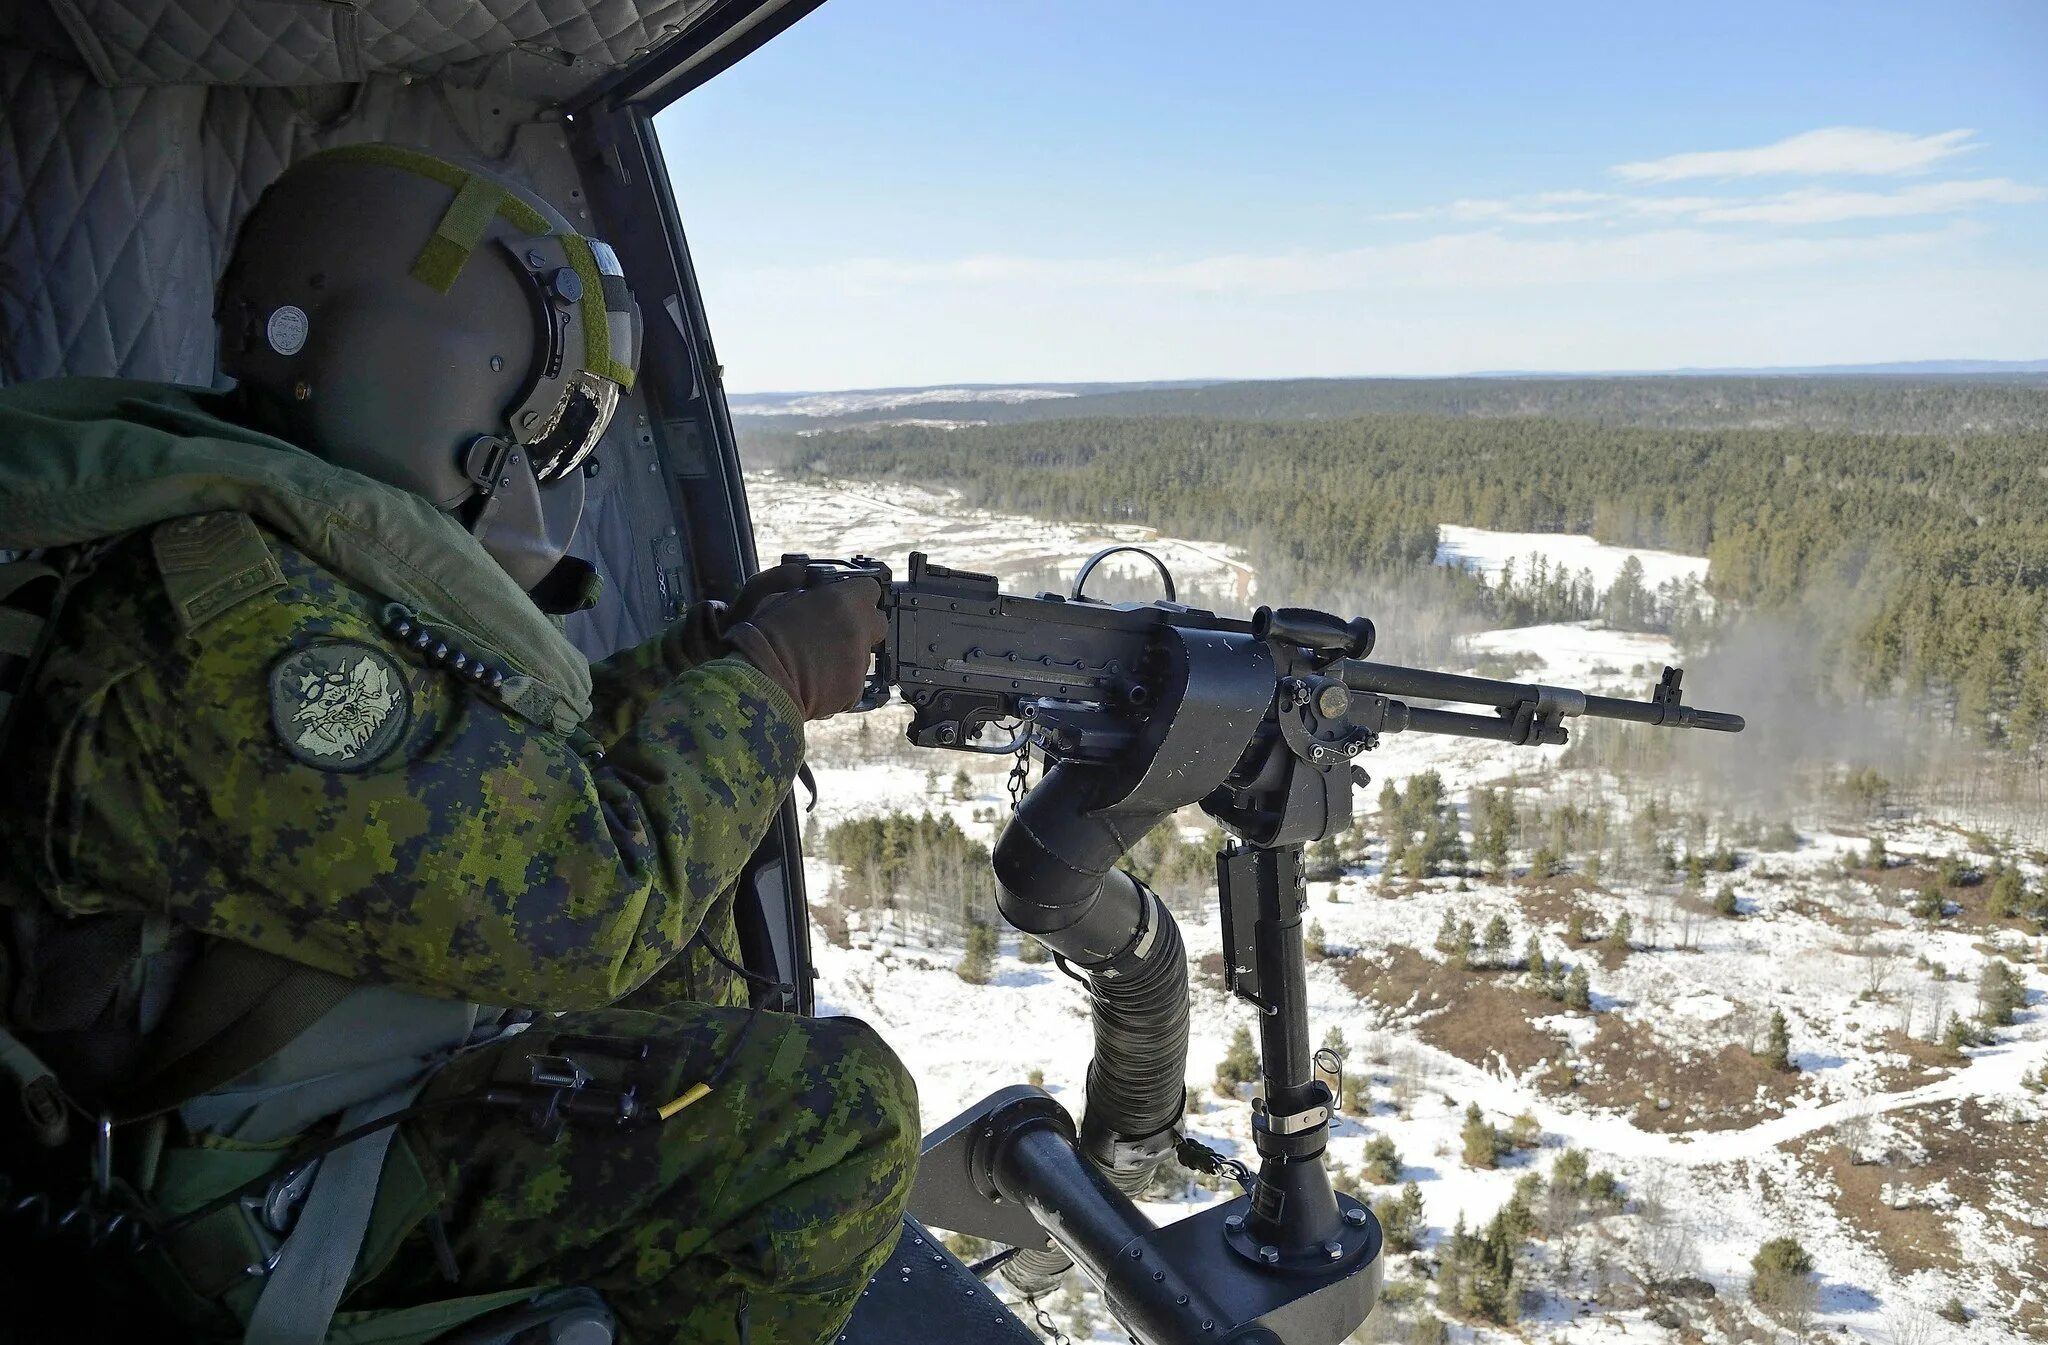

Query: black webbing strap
[119,942,353,1120]
[0,558,60,744]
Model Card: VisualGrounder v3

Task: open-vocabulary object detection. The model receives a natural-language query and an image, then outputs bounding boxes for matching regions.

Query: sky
[652,0,2048,392]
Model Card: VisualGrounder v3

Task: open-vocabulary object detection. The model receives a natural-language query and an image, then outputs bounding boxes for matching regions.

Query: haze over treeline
[743,376,2048,752]
[733,373,2048,437]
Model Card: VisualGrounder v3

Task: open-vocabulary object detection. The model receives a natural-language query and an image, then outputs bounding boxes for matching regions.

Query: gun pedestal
[1217,843,1365,1269]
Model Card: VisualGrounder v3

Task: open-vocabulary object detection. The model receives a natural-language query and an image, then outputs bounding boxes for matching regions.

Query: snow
[731,386,1077,417]
[1436,524,1711,594]
[741,472,2047,1345]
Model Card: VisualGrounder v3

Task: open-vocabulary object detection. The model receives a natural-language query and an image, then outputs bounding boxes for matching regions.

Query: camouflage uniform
[2,483,916,1339]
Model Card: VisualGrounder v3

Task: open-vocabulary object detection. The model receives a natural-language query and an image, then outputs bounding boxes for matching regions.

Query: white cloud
[1381,178,2041,229]
[1612,127,1976,181]
[1688,178,2043,224]
[737,225,1963,304]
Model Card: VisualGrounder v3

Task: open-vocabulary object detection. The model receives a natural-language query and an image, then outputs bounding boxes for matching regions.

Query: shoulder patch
[152,512,285,632]
[270,640,411,771]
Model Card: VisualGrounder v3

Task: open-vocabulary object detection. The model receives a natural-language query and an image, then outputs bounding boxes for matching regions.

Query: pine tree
[1608,911,1633,949]
[1214,1024,1259,1096]
[1714,883,1740,916]
[1461,1103,1501,1168]
[1564,965,1592,1011]
[956,922,997,984]
[1481,914,1512,966]
[1979,959,2025,1026]
[1523,934,1546,978]
[1306,920,1328,958]
[1761,1009,1794,1071]
[1363,1133,1403,1184]
[1433,910,1463,958]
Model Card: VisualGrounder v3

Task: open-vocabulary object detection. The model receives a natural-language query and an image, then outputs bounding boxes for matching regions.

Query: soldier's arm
[583,602,730,747]
[50,575,804,1010]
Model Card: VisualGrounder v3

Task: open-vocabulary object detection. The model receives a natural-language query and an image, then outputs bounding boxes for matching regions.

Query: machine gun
[795,548,1743,1345]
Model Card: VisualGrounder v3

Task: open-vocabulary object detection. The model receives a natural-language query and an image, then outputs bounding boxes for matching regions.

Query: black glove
[725,575,886,720]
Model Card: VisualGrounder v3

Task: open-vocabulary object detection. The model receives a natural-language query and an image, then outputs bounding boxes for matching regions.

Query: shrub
[1910,887,1945,920]
[1026,1067,1045,1088]
[1304,834,1342,881]
[1433,910,1464,958]
[1713,883,1739,916]
[1759,1009,1795,1072]
[1481,914,1512,965]
[1979,959,2025,1026]
[1373,1182,1426,1254]
[1523,935,1546,977]
[1551,1147,1589,1194]
[1863,835,1887,871]
[1938,1297,1970,1324]
[1749,1236,1815,1312]
[951,768,974,801]
[1306,920,1328,959]
[1342,1072,1370,1115]
[1943,1013,1993,1052]
[1566,909,1590,944]
[1583,1169,1623,1209]
[1215,1024,1259,1096]
[1987,863,2026,918]
[1608,911,1634,949]
[1506,1110,1542,1150]
[956,922,997,984]
[1460,1103,1505,1168]
[1564,965,1592,1011]
[1363,1133,1403,1184]
[1018,936,1048,964]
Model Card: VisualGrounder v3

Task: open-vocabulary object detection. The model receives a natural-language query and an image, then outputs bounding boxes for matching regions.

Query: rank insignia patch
[270,641,410,770]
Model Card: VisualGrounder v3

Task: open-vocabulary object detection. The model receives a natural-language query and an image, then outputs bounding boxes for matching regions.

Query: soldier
[0,145,914,1345]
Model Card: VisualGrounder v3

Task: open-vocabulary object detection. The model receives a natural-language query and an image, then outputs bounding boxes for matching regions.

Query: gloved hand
[725,574,886,720]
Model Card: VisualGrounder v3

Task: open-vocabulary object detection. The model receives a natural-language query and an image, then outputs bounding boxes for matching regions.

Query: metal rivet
[489,355,505,372]
[451,653,468,672]
[431,642,449,662]
[521,410,541,429]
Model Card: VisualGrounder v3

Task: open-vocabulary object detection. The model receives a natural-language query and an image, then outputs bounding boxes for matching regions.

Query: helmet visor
[528,371,621,484]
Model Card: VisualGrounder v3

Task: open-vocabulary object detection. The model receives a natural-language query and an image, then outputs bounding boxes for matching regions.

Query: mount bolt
[1224,1215,1243,1232]
[1344,1206,1369,1226]
[1325,1241,1344,1260]
[1258,1245,1279,1265]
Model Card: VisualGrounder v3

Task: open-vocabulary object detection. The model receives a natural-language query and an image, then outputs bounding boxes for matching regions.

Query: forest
[734,373,2048,437]
[747,406,2048,749]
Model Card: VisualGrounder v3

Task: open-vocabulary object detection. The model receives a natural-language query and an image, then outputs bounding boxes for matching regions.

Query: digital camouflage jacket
[0,382,805,1014]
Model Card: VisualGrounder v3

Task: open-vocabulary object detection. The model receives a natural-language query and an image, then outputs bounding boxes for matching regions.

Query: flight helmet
[216,143,642,593]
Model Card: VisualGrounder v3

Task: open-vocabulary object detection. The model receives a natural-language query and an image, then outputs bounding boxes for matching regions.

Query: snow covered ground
[1436,525,1710,594]
[746,474,2047,1345]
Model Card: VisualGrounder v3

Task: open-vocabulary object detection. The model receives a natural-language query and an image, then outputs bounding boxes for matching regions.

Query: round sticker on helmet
[266,305,309,356]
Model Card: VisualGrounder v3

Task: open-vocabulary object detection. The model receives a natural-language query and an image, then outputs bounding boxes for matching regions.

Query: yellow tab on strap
[656,1083,712,1121]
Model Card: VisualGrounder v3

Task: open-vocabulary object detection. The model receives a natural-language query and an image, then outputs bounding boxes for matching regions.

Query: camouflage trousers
[353,1003,919,1345]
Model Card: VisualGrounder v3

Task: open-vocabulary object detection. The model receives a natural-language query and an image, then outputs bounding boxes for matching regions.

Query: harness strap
[121,941,354,1121]
[242,1075,430,1345]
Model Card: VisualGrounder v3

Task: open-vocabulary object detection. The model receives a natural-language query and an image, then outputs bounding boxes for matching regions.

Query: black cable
[154,1095,474,1239]
[968,1246,1022,1279]
[690,927,790,992]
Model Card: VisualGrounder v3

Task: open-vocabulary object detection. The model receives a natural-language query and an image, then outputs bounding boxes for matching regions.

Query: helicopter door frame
[564,2,831,1014]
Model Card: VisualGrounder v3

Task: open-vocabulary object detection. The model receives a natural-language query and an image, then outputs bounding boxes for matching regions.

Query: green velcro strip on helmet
[412,174,508,294]
[562,235,637,390]
[310,145,553,292]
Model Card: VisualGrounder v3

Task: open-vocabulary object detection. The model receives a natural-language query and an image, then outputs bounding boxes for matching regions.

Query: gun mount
[792,549,1743,1345]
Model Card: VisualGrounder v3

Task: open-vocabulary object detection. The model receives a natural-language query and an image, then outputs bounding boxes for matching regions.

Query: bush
[1363,1133,1404,1184]
[1749,1236,1815,1312]
[1713,883,1739,916]
[1018,935,1048,964]
[1304,834,1342,881]
[1863,834,1887,871]
[1564,965,1592,1011]
[1460,1103,1505,1168]
[1759,1009,1795,1071]
[1910,887,1945,920]
[1987,863,2026,918]
[1938,1296,1970,1324]
[1565,909,1590,944]
[1583,1169,1623,1209]
[1523,934,1546,977]
[1551,1147,1589,1194]
[1506,1110,1542,1150]
[1481,914,1512,965]
[1373,1182,1426,1254]
[1979,959,2026,1026]
[1215,1024,1259,1096]
[1607,911,1633,949]
[1306,919,1328,959]
[1943,1013,1993,1052]
[956,922,997,984]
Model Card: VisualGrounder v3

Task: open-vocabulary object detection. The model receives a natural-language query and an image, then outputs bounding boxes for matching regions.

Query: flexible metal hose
[991,763,1193,1294]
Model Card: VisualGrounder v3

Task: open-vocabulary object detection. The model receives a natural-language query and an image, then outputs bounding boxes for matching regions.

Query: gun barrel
[1340,659,1744,734]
